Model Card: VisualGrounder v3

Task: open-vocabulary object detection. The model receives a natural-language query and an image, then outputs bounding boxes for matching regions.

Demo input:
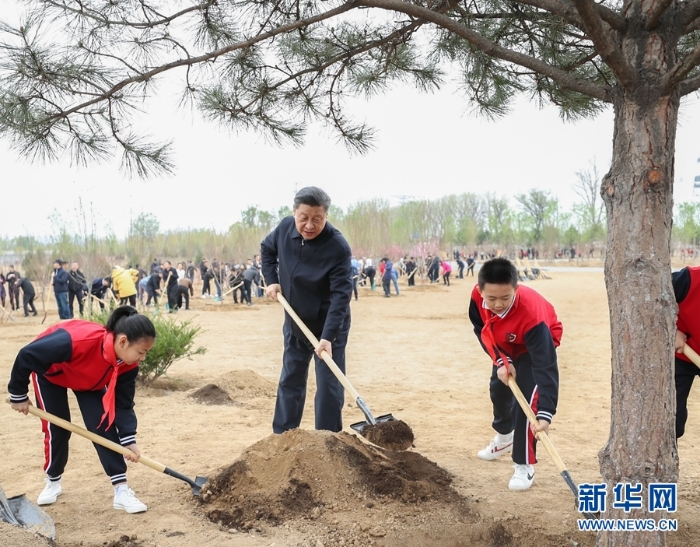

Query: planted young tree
[2,1,699,544]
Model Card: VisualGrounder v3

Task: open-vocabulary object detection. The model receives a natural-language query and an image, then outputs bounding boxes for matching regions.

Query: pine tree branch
[678,72,700,95]
[41,0,219,29]
[569,0,637,89]
[680,0,700,28]
[35,1,361,129]
[359,0,610,101]
[645,0,675,30]
[513,0,626,32]
[664,42,700,92]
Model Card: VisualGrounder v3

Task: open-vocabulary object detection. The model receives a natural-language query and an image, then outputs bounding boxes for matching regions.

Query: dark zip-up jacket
[53,267,69,293]
[8,321,139,441]
[261,216,352,341]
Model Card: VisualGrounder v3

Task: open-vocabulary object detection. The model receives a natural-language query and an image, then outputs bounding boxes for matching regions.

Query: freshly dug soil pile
[199,429,460,530]
[213,369,277,398]
[188,384,234,405]
[361,419,414,451]
[0,521,55,547]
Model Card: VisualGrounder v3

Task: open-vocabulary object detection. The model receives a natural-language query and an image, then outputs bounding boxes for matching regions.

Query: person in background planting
[161,261,179,311]
[405,257,417,287]
[52,259,71,319]
[242,259,260,307]
[15,275,38,317]
[672,265,700,438]
[7,306,155,513]
[6,265,20,310]
[469,257,562,491]
[441,259,452,286]
[111,266,139,307]
[380,258,393,297]
[67,262,88,318]
[262,186,352,434]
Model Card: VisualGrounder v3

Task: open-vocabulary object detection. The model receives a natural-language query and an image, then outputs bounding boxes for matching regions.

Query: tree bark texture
[598,82,680,545]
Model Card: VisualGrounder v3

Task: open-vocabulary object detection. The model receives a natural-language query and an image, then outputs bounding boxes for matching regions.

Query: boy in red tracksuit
[469,257,562,490]
[672,265,700,438]
[8,306,155,513]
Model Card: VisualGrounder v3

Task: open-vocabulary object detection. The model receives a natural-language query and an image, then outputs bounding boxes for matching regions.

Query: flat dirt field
[2,266,700,547]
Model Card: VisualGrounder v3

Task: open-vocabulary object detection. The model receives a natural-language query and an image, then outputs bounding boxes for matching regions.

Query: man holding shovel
[469,257,562,491]
[261,186,353,434]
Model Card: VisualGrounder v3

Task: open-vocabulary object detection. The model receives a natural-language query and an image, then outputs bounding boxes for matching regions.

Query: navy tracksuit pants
[488,353,541,465]
[32,373,128,485]
[273,315,350,433]
[675,356,700,438]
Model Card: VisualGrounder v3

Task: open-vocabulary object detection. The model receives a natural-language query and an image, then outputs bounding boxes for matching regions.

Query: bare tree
[573,160,606,236]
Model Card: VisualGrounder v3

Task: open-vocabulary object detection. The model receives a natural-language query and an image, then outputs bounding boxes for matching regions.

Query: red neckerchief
[98,332,124,430]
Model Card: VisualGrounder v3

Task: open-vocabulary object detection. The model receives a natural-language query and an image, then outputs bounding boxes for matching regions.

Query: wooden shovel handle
[276,294,361,401]
[683,344,700,369]
[5,398,165,473]
[507,377,569,475]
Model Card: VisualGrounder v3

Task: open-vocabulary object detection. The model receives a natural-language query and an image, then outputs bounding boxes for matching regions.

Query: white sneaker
[37,478,62,505]
[508,464,535,490]
[113,486,148,513]
[477,433,513,461]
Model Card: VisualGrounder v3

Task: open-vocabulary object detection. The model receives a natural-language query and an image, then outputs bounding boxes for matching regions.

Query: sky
[2,8,700,240]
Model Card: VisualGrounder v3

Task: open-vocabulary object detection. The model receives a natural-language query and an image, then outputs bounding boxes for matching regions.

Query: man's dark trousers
[273,315,350,433]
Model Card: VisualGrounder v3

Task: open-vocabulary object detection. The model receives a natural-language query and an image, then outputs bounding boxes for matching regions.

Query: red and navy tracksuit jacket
[674,266,700,363]
[8,320,139,443]
[469,284,562,425]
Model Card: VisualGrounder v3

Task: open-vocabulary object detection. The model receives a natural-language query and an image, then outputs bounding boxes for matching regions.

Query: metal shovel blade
[0,486,55,539]
[350,413,396,434]
[162,467,209,496]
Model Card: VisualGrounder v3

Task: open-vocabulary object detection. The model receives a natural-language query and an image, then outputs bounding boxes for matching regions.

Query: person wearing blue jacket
[52,259,71,319]
[261,186,353,434]
[381,258,393,297]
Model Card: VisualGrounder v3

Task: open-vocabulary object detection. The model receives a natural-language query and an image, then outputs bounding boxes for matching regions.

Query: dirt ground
[2,264,700,547]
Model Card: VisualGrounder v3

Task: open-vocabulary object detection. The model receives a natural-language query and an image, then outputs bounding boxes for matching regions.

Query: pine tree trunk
[598,87,680,546]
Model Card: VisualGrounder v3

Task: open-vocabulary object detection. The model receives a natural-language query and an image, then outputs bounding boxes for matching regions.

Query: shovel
[7,399,208,496]
[275,294,396,435]
[682,343,700,368]
[507,377,597,520]
[0,485,55,539]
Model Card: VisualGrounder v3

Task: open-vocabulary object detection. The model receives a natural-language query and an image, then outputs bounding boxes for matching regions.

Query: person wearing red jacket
[469,258,562,491]
[672,266,700,438]
[8,306,156,513]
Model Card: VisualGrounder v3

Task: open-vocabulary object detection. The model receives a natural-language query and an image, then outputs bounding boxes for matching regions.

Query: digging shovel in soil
[0,485,55,539]
[276,294,414,451]
[507,378,598,520]
[6,398,208,496]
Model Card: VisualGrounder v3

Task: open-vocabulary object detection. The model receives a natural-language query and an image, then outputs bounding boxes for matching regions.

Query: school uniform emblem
[506,333,517,343]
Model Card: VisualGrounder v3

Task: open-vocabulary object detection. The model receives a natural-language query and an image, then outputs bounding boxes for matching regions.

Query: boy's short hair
[477,257,518,288]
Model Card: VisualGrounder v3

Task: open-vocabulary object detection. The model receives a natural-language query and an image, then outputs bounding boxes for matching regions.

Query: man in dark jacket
[52,260,70,319]
[262,186,352,434]
[67,262,88,318]
[16,276,38,317]
[242,260,260,307]
[6,265,20,311]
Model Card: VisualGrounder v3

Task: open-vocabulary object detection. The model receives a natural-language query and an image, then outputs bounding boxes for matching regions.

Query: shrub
[88,311,207,385]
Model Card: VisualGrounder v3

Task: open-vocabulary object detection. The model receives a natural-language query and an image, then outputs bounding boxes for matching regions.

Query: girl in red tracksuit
[8,306,156,513]
[469,258,562,491]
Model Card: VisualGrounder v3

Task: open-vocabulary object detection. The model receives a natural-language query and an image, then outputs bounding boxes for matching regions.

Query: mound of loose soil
[213,369,277,399]
[361,419,415,451]
[0,521,54,547]
[188,384,235,405]
[199,429,460,530]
